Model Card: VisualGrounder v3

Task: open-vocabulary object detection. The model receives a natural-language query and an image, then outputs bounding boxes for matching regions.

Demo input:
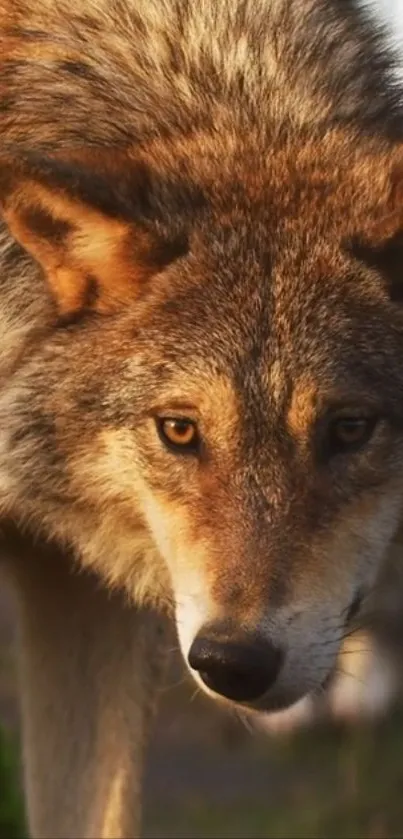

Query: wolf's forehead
[149,286,387,425]
[147,253,356,380]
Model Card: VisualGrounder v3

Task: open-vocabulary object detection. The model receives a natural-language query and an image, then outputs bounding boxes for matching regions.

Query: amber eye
[327,415,377,455]
[157,417,200,453]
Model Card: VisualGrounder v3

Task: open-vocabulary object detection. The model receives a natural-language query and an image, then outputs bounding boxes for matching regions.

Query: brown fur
[2,1,403,836]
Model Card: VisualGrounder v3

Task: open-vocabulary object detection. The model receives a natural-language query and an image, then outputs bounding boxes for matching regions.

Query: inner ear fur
[346,154,403,302]
[0,150,187,317]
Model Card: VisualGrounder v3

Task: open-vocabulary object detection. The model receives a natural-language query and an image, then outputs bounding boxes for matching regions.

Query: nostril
[188,633,283,703]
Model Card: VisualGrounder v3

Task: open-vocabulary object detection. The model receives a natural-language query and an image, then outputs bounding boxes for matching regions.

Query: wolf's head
[2,130,403,712]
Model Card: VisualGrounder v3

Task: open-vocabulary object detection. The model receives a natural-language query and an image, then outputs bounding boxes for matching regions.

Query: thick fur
[2,1,403,836]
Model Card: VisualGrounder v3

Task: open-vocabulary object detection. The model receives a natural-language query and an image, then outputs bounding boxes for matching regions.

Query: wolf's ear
[347,160,403,303]
[0,152,188,317]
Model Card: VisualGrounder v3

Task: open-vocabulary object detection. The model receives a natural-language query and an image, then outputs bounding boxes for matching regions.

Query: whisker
[189,685,202,704]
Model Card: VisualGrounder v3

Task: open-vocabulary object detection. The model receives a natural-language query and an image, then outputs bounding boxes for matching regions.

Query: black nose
[188,629,283,703]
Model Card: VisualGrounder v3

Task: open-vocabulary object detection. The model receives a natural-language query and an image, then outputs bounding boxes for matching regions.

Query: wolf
[1,0,403,836]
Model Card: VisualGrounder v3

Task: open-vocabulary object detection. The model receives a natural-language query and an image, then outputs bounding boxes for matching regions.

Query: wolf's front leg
[10,543,167,839]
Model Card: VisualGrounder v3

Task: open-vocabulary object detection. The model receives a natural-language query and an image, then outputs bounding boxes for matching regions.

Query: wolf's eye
[157,417,200,454]
[327,416,377,454]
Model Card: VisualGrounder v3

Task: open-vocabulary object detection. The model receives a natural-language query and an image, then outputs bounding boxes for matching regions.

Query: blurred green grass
[0,727,25,839]
[143,705,403,839]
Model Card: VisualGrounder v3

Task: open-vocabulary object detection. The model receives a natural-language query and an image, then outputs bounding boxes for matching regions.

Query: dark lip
[345,590,364,626]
